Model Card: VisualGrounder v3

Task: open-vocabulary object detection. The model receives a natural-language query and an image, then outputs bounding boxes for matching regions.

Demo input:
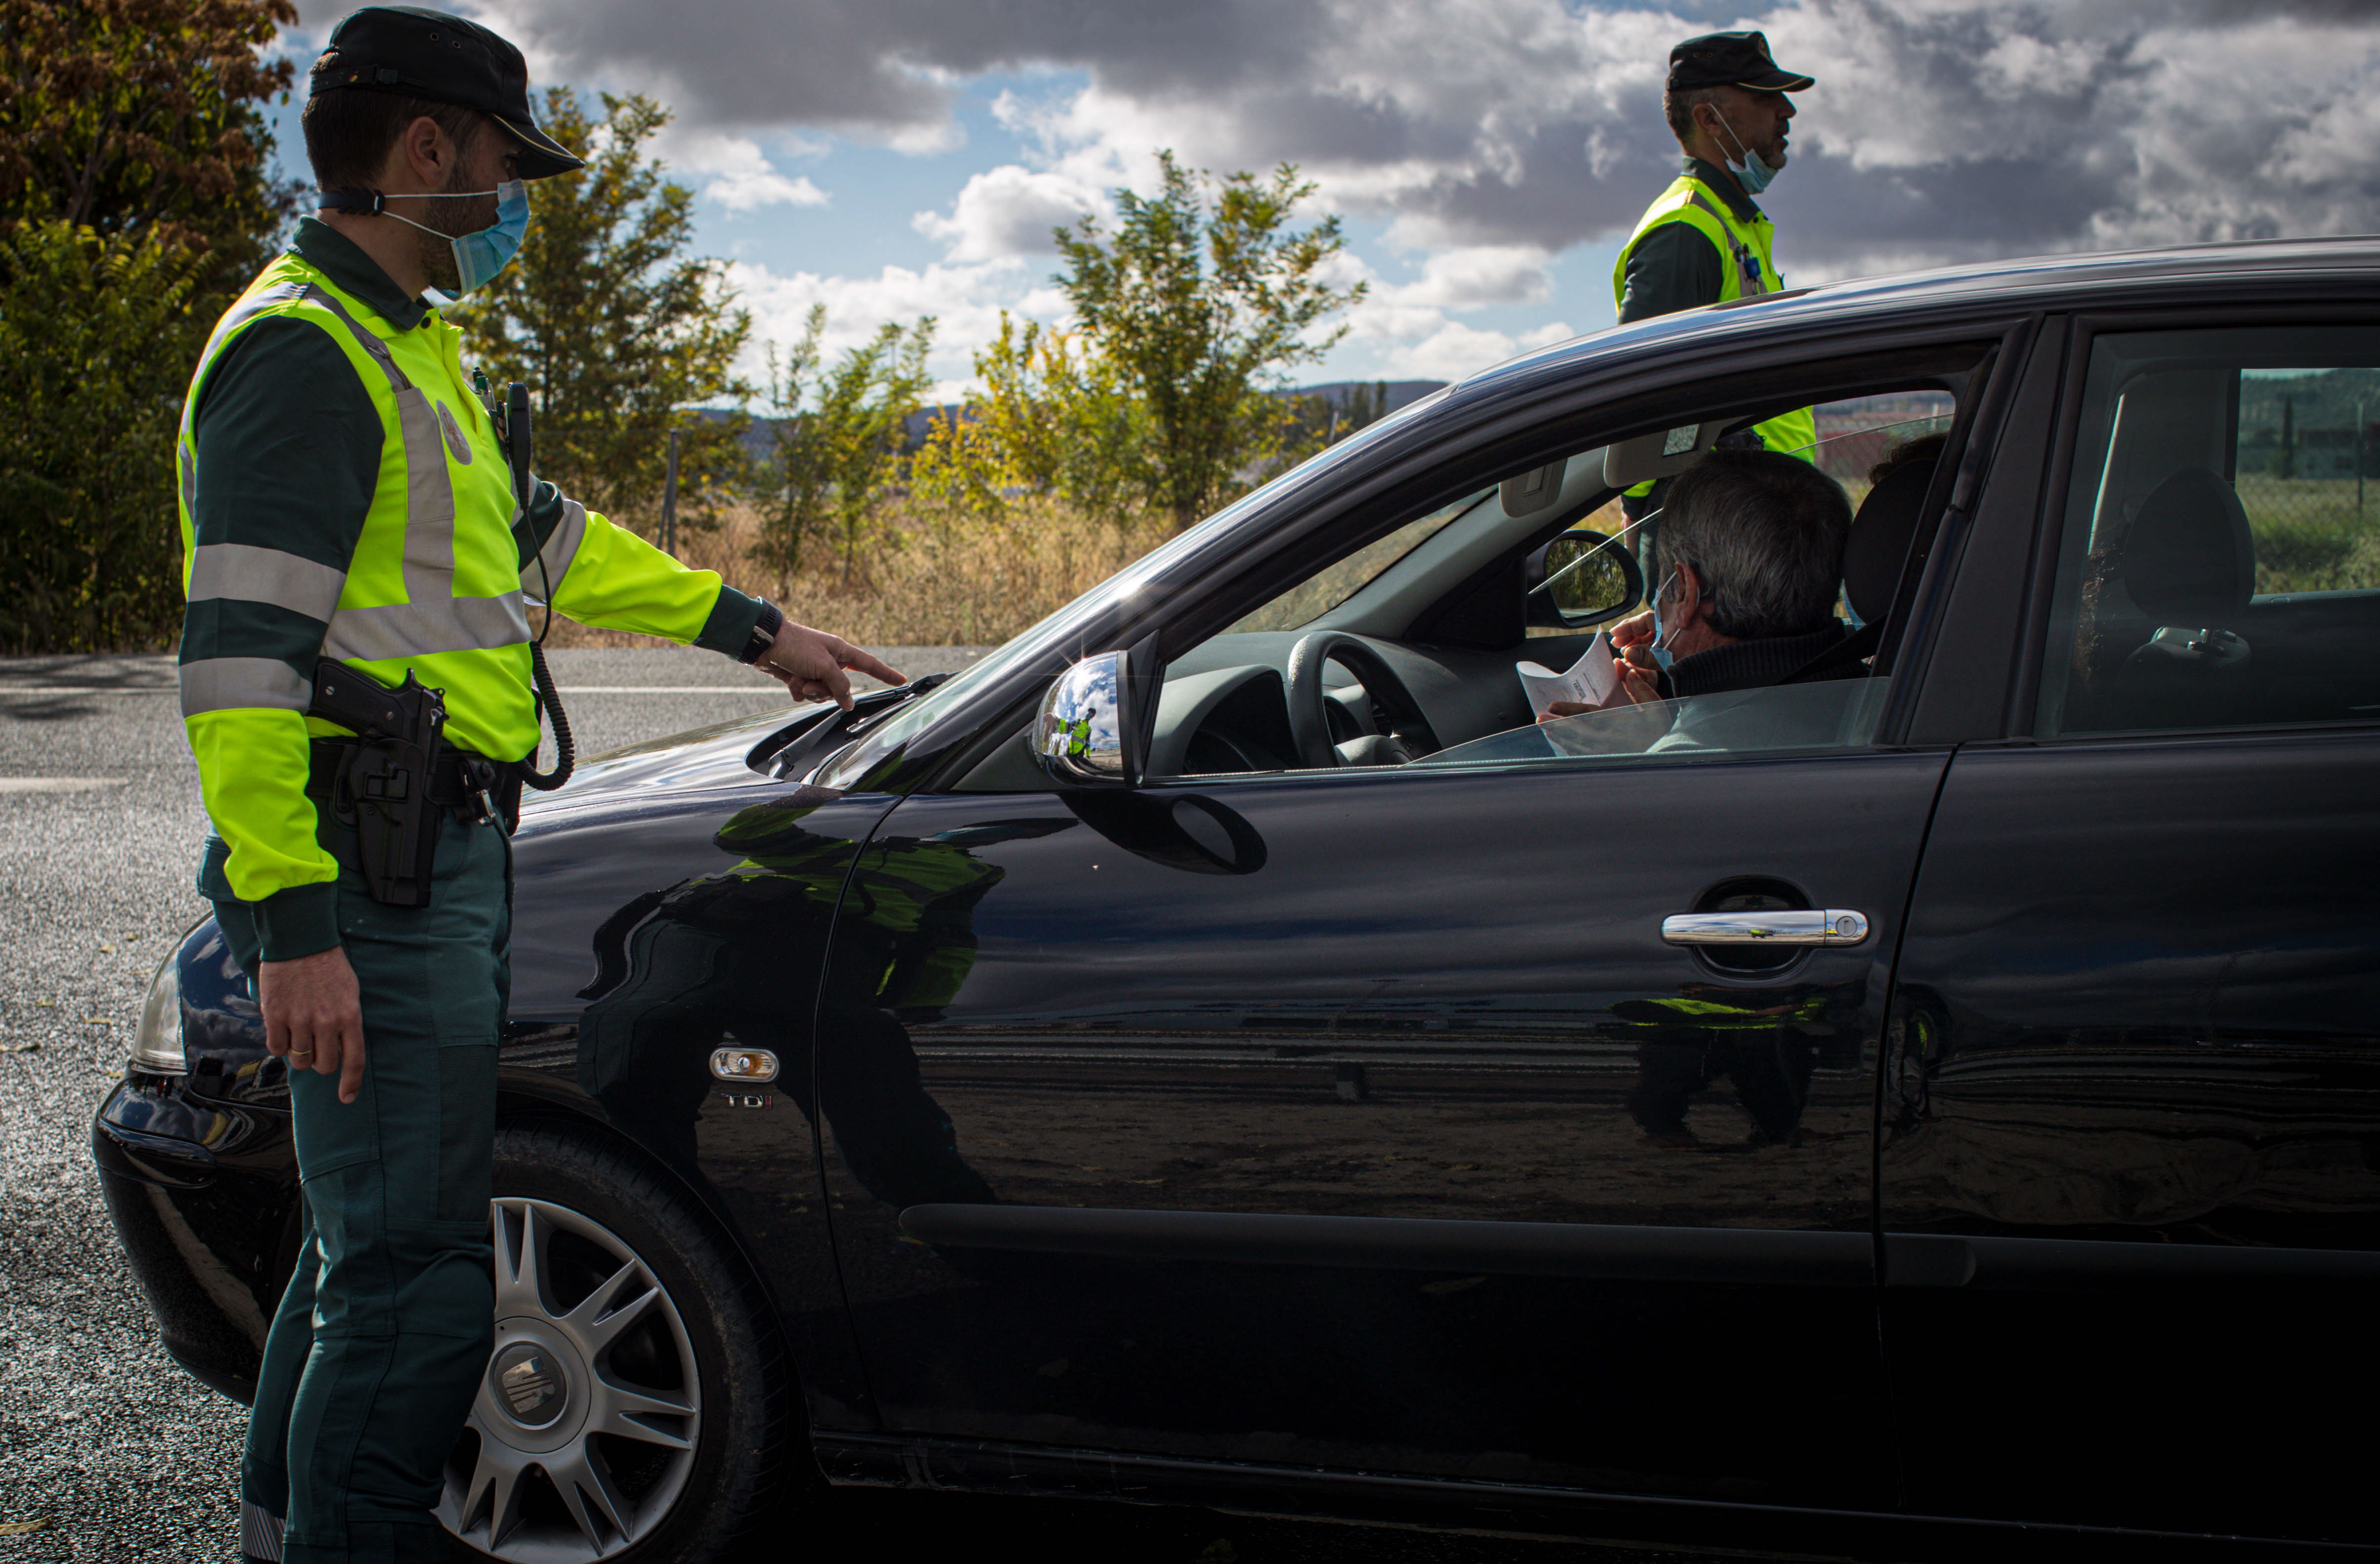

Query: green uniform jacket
[1611,158,1816,461]
[178,220,766,959]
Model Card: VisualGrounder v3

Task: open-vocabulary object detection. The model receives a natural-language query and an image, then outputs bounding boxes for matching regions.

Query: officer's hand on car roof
[758,621,908,710]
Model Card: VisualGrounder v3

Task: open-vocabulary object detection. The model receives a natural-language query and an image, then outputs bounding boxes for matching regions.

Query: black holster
[305,661,518,907]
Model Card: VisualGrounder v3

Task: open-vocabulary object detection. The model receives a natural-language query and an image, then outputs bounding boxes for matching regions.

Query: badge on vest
[437,401,475,464]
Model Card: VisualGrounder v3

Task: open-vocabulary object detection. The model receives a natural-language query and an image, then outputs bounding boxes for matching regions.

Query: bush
[0,219,208,653]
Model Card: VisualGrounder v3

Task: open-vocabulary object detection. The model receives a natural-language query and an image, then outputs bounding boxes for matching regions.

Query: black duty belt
[305,737,507,813]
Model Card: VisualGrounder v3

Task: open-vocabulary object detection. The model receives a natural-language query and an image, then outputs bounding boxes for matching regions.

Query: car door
[1880,317,2380,1545]
[809,361,2033,1508]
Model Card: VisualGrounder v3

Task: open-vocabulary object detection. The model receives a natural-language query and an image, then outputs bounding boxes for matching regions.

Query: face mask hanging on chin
[347,180,531,301]
[1713,112,1784,195]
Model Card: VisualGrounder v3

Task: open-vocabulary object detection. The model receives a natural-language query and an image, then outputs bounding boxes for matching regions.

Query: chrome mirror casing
[1034,649,1137,786]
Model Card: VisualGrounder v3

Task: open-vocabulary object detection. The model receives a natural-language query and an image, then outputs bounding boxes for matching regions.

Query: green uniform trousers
[204,805,511,1564]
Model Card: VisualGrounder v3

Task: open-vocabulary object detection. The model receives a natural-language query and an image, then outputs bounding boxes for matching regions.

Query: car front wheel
[438,1124,796,1563]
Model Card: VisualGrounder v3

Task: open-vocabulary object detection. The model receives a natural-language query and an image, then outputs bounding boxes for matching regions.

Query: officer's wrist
[738,599,786,665]
[254,881,343,963]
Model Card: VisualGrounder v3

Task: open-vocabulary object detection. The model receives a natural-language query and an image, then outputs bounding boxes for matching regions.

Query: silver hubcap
[437,1197,702,1562]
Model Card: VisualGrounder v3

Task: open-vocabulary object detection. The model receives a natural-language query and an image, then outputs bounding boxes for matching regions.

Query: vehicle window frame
[2010,303,2380,745]
[914,323,2036,796]
[1126,368,2011,787]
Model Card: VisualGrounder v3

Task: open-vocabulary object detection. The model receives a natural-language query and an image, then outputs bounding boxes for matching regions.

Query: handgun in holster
[307,660,451,908]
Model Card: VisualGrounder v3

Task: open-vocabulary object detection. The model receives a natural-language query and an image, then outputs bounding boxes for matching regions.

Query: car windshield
[1223,487,1496,634]
[806,386,1454,789]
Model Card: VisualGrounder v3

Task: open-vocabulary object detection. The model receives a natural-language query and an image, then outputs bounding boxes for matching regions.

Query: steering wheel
[1283,632,1437,769]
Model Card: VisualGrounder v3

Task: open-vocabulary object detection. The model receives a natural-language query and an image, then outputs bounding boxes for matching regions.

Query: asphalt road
[0,649,1746,1564]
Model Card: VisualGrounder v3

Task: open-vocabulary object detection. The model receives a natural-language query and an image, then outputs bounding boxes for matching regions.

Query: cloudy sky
[272,0,2380,397]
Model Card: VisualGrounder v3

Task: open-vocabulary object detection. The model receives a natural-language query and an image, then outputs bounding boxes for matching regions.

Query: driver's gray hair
[1653,448,1852,640]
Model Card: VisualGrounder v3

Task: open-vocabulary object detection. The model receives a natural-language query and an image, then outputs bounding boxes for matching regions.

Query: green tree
[0,0,295,651]
[758,304,936,585]
[912,314,1150,525]
[1054,152,1366,529]
[0,0,299,282]
[459,90,753,536]
[0,220,209,651]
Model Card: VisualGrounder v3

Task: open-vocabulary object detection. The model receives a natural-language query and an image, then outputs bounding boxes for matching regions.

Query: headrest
[2120,468,2255,625]
[1843,460,1931,625]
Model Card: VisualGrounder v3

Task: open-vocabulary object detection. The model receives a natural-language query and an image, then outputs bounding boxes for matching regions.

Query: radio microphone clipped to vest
[490,378,574,795]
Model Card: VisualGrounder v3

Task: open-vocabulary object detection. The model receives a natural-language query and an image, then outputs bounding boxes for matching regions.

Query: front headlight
[130,944,187,1075]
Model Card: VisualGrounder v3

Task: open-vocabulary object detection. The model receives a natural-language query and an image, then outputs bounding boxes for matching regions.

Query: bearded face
[410,126,502,293]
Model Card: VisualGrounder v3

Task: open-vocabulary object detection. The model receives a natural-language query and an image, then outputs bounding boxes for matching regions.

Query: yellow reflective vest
[178,245,751,912]
[1610,171,1817,461]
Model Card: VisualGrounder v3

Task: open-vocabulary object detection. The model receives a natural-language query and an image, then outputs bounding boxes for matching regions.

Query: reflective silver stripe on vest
[295,285,515,660]
[527,498,589,601]
[321,593,531,663]
[1685,190,1767,298]
[186,543,346,620]
[177,443,196,518]
[297,285,462,597]
[179,656,311,718]
[240,1500,286,1563]
[294,284,410,394]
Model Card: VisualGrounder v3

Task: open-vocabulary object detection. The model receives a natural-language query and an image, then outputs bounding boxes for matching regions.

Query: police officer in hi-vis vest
[178,9,900,1559]
[1612,31,1819,518]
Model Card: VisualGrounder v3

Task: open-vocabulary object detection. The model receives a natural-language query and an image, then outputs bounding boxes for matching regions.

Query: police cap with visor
[308,5,585,179]
[1667,30,1815,93]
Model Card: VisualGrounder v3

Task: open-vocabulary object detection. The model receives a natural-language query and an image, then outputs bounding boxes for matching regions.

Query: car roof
[1462,235,2380,397]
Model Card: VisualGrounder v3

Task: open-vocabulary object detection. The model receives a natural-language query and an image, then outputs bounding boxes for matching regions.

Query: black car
[97,237,2380,1562]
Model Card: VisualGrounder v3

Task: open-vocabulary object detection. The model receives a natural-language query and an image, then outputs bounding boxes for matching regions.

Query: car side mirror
[1034,649,1142,787]
[1525,528,1644,629]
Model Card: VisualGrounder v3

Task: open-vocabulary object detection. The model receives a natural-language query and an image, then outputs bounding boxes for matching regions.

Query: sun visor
[1602,422,1718,490]
[1500,458,1568,517]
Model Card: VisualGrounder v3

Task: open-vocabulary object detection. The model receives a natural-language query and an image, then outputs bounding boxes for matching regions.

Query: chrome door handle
[1662,909,1870,947]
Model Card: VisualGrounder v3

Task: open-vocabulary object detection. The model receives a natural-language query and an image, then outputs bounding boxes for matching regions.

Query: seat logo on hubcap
[493,1344,566,1426]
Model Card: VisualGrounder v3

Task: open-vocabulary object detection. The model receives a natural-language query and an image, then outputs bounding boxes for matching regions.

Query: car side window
[2035,327,2380,737]
[1148,388,1955,781]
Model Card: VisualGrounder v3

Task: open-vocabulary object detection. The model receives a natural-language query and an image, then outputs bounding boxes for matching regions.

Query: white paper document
[1516,632,1620,714]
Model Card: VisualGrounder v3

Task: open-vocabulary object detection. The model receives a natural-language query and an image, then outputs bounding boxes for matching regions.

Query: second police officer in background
[175,8,903,1560]
[1612,30,1819,513]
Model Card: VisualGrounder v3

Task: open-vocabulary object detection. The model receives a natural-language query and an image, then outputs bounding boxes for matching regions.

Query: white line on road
[0,778,127,794]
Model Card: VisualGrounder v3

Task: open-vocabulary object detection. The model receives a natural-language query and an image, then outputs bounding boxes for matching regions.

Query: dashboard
[1150,630,1611,778]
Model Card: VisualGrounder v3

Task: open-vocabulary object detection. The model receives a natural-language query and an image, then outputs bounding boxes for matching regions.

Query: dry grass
[542,499,1173,650]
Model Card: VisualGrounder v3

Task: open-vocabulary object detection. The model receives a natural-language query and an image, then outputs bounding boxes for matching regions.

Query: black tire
[441,1121,802,1563]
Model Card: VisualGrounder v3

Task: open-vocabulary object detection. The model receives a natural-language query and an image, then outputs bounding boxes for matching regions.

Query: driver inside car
[1542,447,1858,720]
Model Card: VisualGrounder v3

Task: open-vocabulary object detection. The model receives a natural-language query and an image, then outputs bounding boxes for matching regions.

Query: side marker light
[710,1047,779,1084]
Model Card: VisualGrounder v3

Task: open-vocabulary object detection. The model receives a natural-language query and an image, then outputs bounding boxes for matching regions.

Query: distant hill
[699,378,1449,462]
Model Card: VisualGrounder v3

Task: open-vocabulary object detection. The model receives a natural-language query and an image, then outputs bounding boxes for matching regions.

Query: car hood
[523,704,826,815]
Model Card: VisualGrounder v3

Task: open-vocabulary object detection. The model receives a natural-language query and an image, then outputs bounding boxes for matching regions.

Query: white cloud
[650,127,828,211]
[1380,246,1556,310]
[729,257,1072,402]
[445,0,2380,382]
[913,165,1106,262]
[1384,319,1525,381]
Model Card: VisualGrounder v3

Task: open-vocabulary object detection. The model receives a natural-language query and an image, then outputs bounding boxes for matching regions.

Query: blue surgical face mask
[1648,569,1682,675]
[1714,112,1784,195]
[377,180,529,297]
[1841,588,1864,632]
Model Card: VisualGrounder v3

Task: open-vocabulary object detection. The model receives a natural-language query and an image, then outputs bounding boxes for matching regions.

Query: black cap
[1667,30,1815,94]
[309,6,584,180]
